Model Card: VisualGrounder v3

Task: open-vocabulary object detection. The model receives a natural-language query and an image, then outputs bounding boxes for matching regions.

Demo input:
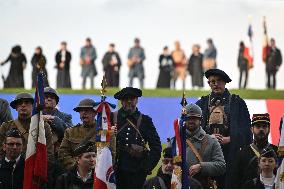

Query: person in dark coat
[188,44,204,89]
[264,38,282,89]
[195,68,252,189]
[55,41,72,88]
[143,147,203,189]
[31,46,49,87]
[0,128,25,189]
[0,45,27,88]
[156,46,174,88]
[55,141,96,189]
[241,149,277,189]
[102,43,121,87]
[113,87,162,189]
[231,113,278,189]
[0,98,13,125]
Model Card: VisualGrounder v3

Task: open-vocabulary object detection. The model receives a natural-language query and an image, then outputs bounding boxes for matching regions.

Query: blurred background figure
[31,46,49,87]
[203,38,217,71]
[0,99,13,125]
[55,41,72,89]
[156,46,174,89]
[172,41,187,90]
[102,43,121,87]
[0,45,27,88]
[127,38,146,89]
[80,38,97,89]
[188,44,204,89]
[238,41,253,89]
[263,38,282,89]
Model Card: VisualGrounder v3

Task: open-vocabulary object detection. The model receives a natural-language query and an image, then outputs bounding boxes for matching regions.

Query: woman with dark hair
[0,45,27,88]
[157,46,174,88]
[242,149,277,189]
[31,46,49,87]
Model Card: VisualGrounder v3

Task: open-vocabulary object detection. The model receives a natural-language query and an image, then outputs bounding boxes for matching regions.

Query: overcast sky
[1,0,284,90]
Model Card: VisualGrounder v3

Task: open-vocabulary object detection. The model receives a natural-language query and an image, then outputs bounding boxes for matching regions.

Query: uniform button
[126,138,128,140]
[126,144,129,146]
[135,137,138,140]
[126,133,129,135]
[127,128,130,130]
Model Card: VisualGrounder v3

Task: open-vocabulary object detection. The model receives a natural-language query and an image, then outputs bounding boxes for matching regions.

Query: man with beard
[196,68,252,189]
[113,87,162,189]
[231,113,278,189]
[143,147,203,189]
[58,98,97,170]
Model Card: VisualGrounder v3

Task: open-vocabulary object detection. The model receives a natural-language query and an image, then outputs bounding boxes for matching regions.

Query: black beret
[73,141,96,156]
[163,147,173,158]
[260,148,277,159]
[205,69,232,83]
[114,87,142,100]
[5,128,21,138]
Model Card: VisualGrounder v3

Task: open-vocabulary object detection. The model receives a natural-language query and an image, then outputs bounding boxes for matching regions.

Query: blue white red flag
[23,73,47,189]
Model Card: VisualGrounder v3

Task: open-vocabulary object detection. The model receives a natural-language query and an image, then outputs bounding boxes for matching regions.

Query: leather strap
[14,119,29,141]
[186,139,203,162]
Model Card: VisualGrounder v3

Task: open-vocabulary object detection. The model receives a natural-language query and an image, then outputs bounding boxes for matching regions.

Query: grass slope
[1,88,284,99]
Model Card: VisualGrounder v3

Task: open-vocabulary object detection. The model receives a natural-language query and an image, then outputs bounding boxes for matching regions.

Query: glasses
[162,158,173,165]
[5,142,22,147]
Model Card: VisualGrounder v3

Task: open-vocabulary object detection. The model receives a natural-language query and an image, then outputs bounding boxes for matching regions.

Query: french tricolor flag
[23,73,47,189]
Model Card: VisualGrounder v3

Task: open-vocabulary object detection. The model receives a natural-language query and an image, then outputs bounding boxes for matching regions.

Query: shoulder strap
[157,177,167,189]
[126,114,145,144]
[14,120,28,141]
[186,139,203,162]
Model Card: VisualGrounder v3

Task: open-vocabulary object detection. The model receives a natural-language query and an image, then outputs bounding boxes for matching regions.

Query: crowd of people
[0,68,283,189]
[1,37,282,90]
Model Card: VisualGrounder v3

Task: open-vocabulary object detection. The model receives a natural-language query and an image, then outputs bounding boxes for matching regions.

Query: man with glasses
[0,128,25,189]
[113,87,161,189]
[231,113,278,188]
[196,68,252,189]
[0,93,54,160]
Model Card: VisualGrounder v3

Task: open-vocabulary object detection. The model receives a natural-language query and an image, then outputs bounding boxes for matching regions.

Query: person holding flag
[172,103,225,189]
[58,98,97,170]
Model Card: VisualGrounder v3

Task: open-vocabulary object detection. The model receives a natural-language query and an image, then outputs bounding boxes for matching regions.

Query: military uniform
[113,87,162,189]
[58,98,97,170]
[0,118,54,163]
[58,123,96,170]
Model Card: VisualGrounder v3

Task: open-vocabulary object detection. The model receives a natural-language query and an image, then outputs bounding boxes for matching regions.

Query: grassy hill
[1,88,284,99]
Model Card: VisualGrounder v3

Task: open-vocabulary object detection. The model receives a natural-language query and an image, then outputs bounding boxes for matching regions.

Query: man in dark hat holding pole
[58,98,97,170]
[196,68,252,189]
[113,87,162,189]
[232,113,278,189]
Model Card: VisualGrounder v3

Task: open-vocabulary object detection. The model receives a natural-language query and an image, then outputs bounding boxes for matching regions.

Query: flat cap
[114,87,142,100]
[73,98,96,112]
[73,141,96,156]
[10,93,34,109]
[260,148,277,159]
[44,87,59,104]
[205,69,232,83]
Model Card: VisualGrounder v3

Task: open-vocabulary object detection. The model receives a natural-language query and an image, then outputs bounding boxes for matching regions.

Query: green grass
[1,88,284,99]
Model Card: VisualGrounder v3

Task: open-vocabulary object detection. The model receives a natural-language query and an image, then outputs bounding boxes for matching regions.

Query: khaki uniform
[58,123,97,170]
[0,118,54,163]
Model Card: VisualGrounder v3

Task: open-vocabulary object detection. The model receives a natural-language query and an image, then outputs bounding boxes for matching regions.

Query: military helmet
[184,103,202,118]
[44,87,59,104]
[73,98,96,112]
[10,93,34,109]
